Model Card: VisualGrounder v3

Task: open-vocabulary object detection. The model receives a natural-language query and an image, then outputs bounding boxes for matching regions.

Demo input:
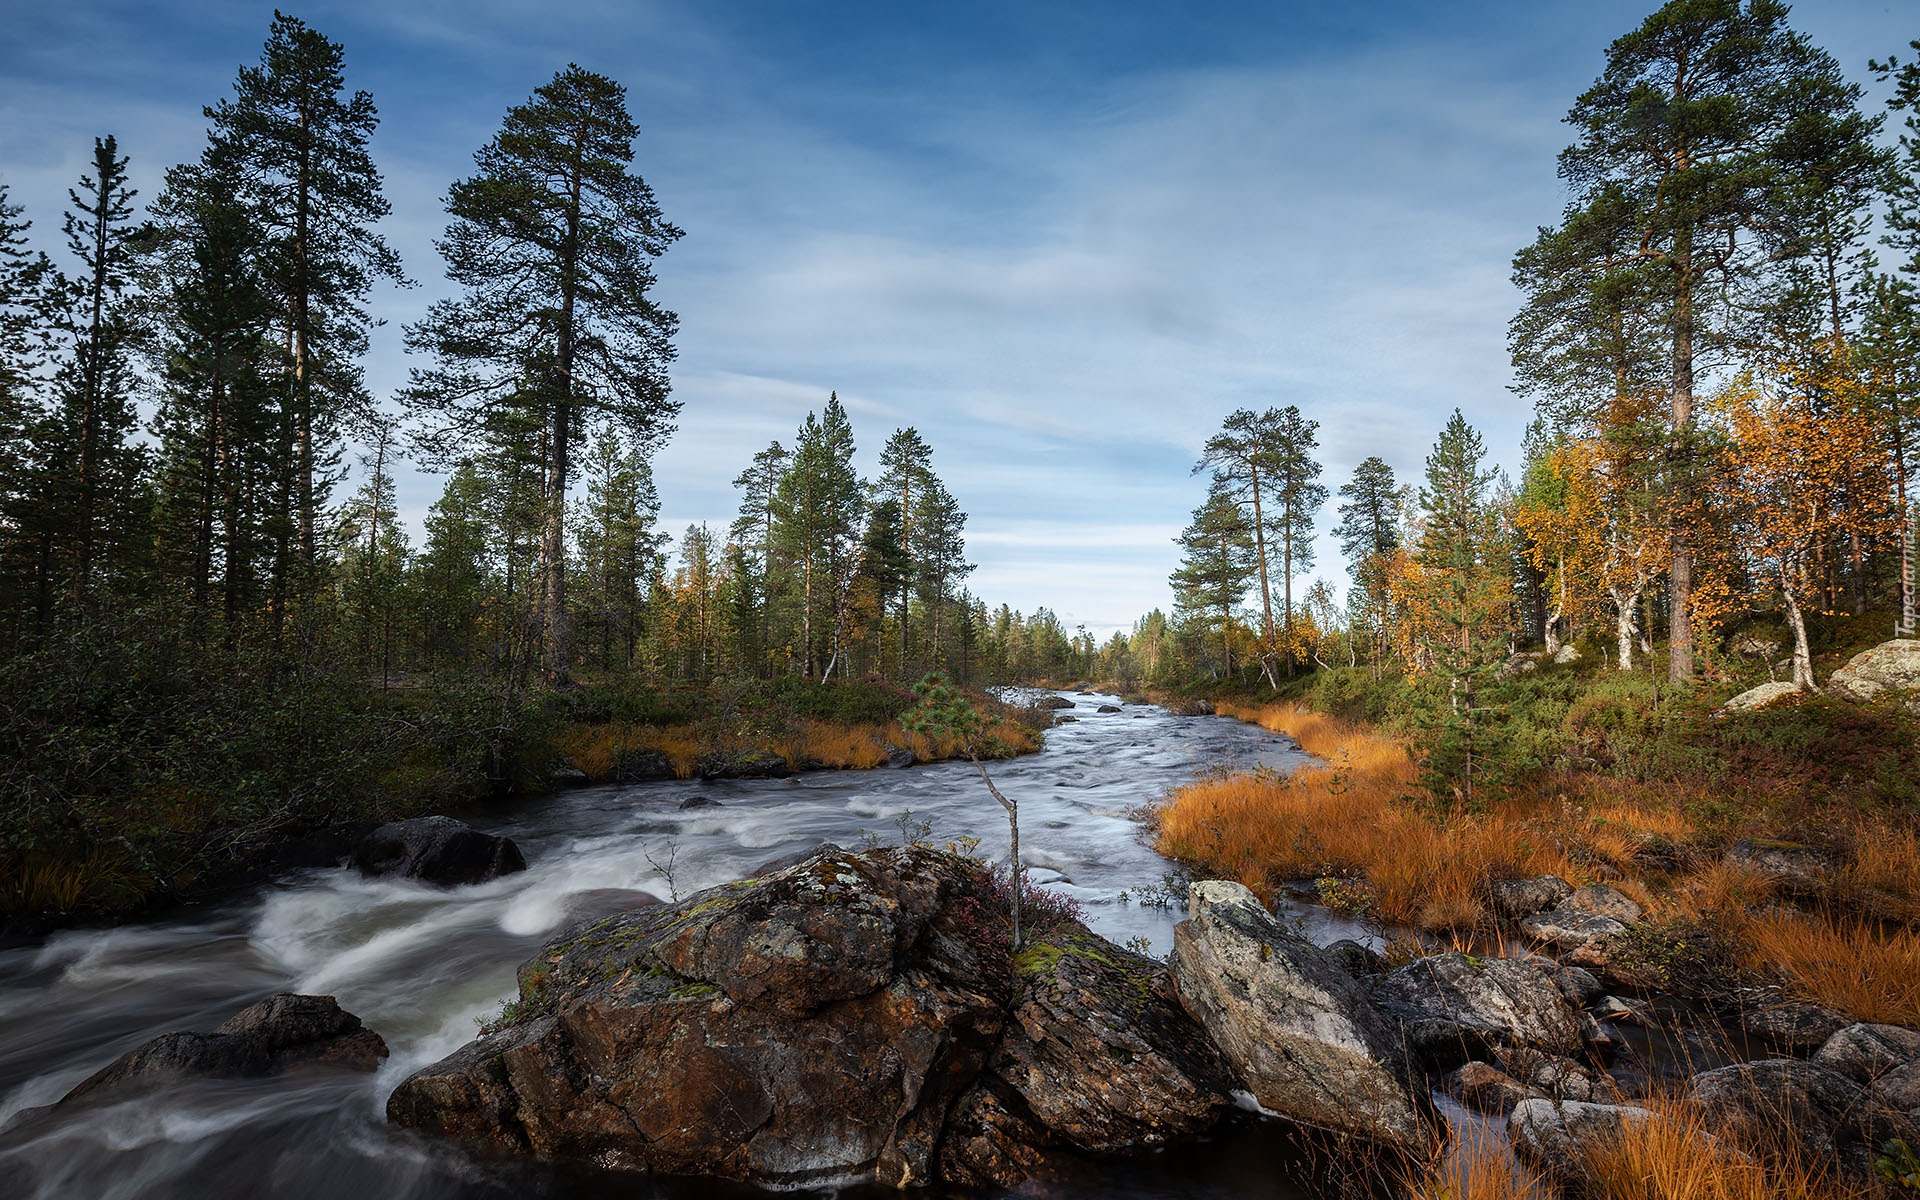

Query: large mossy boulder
[1169,880,1437,1154]
[1826,639,1920,708]
[387,846,1230,1190]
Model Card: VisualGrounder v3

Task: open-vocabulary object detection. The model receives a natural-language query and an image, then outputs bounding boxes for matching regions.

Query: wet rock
[1371,952,1584,1065]
[1727,838,1832,889]
[1737,998,1847,1053]
[387,846,1228,1190]
[1814,1023,1920,1083]
[1170,880,1435,1152]
[1444,1062,1539,1115]
[1486,875,1573,919]
[1054,715,1079,723]
[882,743,915,769]
[1508,1098,1659,1185]
[696,750,791,780]
[353,816,527,886]
[1497,1048,1621,1105]
[678,796,722,810]
[1592,995,1649,1026]
[1537,961,1604,1009]
[1826,639,1920,707]
[1167,700,1214,716]
[611,750,677,782]
[549,761,590,789]
[1562,885,1642,924]
[1722,681,1804,713]
[1096,704,1121,714]
[747,842,846,878]
[1324,939,1385,979]
[60,994,386,1104]
[563,888,664,923]
[1035,696,1076,710]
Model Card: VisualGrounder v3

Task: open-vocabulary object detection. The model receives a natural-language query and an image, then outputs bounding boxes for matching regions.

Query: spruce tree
[1170,484,1255,677]
[876,427,933,673]
[1335,456,1403,668]
[406,65,681,681]
[772,395,862,678]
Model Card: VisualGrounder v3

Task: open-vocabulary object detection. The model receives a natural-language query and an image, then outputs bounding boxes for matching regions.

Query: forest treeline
[0,15,1093,916]
[1067,4,1920,802]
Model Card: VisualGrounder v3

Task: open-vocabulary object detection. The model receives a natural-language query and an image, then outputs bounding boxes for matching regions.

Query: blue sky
[1,1,1911,635]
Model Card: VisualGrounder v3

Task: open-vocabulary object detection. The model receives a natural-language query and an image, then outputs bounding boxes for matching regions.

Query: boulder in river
[1035,696,1076,710]
[611,750,677,782]
[1507,1097,1660,1185]
[59,993,386,1105]
[1688,1058,1910,1162]
[353,816,526,886]
[1096,704,1122,714]
[386,846,1231,1190]
[1169,880,1436,1154]
[1813,1022,1920,1084]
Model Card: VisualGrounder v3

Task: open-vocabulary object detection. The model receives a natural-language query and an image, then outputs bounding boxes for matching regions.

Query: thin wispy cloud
[1,0,1905,634]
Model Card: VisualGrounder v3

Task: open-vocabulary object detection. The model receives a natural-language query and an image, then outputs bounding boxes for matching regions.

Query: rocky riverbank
[371,844,1920,1194]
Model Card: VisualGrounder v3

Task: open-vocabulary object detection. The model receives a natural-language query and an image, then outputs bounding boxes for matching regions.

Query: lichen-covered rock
[388,847,1229,1190]
[1814,1023,1920,1083]
[1688,1059,1899,1160]
[1495,1048,1621,1105]
[352,816,526,886]
[1722,681,1805,713]
[1507,1097,1659,1185]
[1170,880,1436,1153]
[59,994,386,1104]
[940,930,1234,1187]
[1486,875,1573,919]
[1562,885,1642,924]
[1826,639,1920,707]
[1519,909,1626,955]
[1736,998,1847,1053]
[1372,952,1584,1065]
[1726,838,1832,889]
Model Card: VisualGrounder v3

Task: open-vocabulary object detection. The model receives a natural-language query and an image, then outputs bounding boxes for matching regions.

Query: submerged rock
[1170,880,1435,1153]
[58,994,386,1105]
[387,846,1229,1190]
[353,816,526,886]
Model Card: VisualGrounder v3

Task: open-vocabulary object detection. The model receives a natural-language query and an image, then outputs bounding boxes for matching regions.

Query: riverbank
[0,661,1043,931]
[1148,672,1920,1199]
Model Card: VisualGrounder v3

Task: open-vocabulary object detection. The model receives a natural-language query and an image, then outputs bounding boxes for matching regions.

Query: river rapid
[0,691,1375,1200]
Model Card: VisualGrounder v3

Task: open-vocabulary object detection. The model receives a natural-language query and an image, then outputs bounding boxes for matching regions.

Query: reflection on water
[0,691,1356,1199]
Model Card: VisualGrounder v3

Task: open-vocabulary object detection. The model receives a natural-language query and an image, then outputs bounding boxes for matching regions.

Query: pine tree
[876,427,934,674]
[210,12,404,624]
[729,440,789,672]
[1196,408,1284,684]
[572,425,665,672]
[406,65,680,681]
[1268,405,1327,670]
[1548,0,1870,681]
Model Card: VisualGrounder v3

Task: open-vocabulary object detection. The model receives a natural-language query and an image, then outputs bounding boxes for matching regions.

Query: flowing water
[0,691,1378,1199]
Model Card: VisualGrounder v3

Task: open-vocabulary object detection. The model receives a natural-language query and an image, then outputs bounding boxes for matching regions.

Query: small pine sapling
[902,672,1025,950]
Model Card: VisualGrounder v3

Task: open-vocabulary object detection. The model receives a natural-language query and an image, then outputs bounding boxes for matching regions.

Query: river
[0,690,1380,1199]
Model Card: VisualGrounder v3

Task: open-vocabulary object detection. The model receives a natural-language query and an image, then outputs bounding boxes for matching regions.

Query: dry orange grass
[1579,1097,1874,1200]
[1157,703,1594,929]
[778,720,890,770]
[1740,907,1920,1027]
